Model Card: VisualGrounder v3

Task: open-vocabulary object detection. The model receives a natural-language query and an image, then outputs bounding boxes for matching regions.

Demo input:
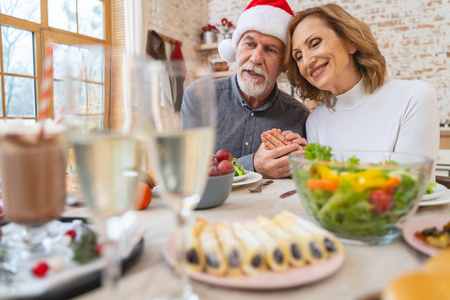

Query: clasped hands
[254,128,307,179]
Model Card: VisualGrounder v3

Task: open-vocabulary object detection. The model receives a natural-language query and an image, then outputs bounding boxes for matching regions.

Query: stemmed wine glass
[63,46,144,297]
[136,60,216,299]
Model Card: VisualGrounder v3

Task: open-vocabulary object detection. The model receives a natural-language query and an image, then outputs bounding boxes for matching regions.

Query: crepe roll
[199,222,228,276]
[215,222,242,276]
[246,222,289,272]
[186,219,206,272]
[256,216,307,268]
[273,213,327,265]
[231,222,265,275]
[280,211,343,257]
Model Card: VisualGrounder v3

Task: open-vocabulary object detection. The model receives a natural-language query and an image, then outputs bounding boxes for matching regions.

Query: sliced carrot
[134,182,152,210]
[306,178,340,192]
[382,177,401,194]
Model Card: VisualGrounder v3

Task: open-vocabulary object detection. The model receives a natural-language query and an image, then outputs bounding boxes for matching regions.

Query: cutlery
[248,180,274,193]
[279,189,297,199]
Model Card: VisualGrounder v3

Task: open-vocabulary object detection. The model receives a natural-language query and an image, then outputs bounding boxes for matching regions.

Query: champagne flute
[64,46,144,297]
[139,60,216,299]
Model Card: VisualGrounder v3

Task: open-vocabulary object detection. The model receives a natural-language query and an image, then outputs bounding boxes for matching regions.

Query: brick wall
[146,0,208,84]
[207,0,450,124]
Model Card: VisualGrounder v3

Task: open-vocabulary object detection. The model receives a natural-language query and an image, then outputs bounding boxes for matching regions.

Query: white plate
[420,188,450,206]
[421,183,447,201]
[163,232,344,290]
[402,217,449,256]
[233,171,250,183]
[232,171,263,188]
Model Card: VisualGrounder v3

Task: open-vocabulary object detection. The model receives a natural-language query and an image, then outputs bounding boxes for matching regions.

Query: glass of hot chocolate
[0,120,68,255]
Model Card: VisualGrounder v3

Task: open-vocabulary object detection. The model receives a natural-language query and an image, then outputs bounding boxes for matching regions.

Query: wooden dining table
[65,178,450,300]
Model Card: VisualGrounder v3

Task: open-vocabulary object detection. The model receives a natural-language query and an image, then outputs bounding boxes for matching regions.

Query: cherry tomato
[368,190,393,213]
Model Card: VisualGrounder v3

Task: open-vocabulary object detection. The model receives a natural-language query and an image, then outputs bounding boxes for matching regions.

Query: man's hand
[253,142,300,178]
[261,128,307,150]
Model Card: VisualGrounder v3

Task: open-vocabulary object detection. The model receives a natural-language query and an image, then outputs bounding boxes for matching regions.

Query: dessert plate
[232,171,263,188]
[421,183,447,201]
[163,233,344,290]
[402,217,449,256]
[0,216,144,299]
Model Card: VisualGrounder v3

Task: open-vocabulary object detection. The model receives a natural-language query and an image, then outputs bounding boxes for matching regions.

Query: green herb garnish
[72,226,98,264]
[304,143,332,161]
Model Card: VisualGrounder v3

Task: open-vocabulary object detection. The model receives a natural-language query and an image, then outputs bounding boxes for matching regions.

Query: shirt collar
[333,79,366,111]
[231,74,278,111]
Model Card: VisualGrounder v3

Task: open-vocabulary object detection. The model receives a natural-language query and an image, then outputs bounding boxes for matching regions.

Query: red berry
[65,229,76,239]
[95,243,103,256]
[368,190,393,213]
[210,160,219,167]
[208,165,221,177]
[218,160,234,175]
[32,261,49,277]
[216,149,233,163]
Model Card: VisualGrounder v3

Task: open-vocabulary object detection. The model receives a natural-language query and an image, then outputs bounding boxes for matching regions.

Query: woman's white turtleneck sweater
[306,78,439,178]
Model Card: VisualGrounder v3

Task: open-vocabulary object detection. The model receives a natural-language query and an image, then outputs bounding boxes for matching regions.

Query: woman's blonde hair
[284,4,387,108]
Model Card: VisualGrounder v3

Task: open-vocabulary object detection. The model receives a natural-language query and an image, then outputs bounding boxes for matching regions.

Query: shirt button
[250,112,254,116]
[245,142,249,146]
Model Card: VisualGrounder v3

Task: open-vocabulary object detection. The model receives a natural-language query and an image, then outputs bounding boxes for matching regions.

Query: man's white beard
[237,63,273,98]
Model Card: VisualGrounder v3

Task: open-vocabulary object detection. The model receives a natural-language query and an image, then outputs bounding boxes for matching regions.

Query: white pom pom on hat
[218,0,294,63]
[218,39,236,63]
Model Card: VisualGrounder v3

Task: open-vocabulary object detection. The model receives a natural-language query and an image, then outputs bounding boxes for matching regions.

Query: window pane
[48,0,76,33]
[82,48,104,82]
[75,82,87,114]
[78,0,104,39]
[87,83,103,114]
[53,81,66,119]
[4,76,36,117]
[53,43,72,80]
[2,26,35,76]
[0,0,40,23]
[54,44,103,82]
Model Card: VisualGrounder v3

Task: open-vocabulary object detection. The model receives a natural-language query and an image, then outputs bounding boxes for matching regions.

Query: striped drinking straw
[39,40,53,121]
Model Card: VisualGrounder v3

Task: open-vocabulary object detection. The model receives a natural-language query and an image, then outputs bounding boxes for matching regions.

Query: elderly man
[182,0,310,179]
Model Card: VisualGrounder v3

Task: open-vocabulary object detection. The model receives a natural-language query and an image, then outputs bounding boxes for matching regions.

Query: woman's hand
[261,128,308,150]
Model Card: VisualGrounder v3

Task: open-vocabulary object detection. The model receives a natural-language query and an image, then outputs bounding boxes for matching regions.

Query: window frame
[0,0,111,125]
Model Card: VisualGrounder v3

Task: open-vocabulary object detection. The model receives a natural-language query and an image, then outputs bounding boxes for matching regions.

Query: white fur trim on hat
[218,4,293,63]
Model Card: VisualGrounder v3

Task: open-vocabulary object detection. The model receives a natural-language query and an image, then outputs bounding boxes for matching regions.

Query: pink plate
[163,234,344,290]
[402,217,450,256]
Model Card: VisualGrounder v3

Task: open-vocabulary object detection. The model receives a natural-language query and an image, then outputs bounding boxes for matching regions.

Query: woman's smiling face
[291,16,360,95]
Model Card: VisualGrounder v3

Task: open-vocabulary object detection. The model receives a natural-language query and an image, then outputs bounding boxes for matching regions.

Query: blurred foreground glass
[132,60,216,299]
[63,46,144,297]
[289,150,433,245]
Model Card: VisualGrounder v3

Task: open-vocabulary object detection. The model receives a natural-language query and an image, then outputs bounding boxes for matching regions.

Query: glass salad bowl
[289,150,433,245]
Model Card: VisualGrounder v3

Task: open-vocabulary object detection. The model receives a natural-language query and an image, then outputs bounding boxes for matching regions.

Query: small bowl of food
[289,144,433,245]
[196,150,234,210]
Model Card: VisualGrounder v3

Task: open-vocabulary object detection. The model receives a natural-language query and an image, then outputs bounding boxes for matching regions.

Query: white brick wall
[144,0,449,124]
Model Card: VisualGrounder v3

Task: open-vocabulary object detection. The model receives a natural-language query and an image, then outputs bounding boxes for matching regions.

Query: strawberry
[32,261,49,277]
[65,229,76,239]
[95,243,103,256]
[368,190,393,213]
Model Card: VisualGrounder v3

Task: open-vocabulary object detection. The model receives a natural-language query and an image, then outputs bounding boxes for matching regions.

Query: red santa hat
[218,0,294,63]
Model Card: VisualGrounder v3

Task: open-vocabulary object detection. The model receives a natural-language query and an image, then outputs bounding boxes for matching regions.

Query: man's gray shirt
[182,74,310,171]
